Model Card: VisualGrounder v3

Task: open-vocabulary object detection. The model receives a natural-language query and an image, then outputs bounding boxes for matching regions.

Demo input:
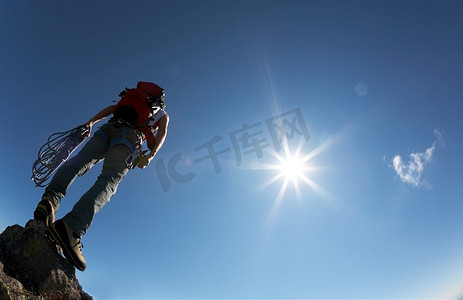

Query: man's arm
[83,105,116,137]
[138,113,169,169]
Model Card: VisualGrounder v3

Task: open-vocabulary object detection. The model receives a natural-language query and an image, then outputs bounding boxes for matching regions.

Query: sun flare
[259,141,315,196]
[277,153,306,183]
[254,136,337,209]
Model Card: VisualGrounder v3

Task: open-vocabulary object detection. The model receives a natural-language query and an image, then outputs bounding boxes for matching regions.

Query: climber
[33,82,169,271]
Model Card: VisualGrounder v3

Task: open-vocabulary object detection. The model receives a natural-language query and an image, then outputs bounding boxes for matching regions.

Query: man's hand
[82,105,116,139]
[137,151,156,169]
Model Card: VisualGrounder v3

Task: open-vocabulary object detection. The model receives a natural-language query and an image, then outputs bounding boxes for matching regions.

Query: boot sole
[34,201,55,227]
[46,225,86,271]
[34,210,54,227]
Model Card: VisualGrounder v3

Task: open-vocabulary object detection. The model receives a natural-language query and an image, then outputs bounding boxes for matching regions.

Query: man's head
[137,81,166,110]
[153,90,166,110]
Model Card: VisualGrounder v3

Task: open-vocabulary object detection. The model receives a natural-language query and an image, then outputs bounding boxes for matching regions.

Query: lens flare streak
[253,137,339,226]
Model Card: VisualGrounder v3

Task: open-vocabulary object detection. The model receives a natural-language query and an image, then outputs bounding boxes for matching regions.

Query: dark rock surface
[0,220,92,299]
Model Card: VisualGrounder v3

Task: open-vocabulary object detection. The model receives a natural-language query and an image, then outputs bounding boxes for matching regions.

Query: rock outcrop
[0,220,91,299]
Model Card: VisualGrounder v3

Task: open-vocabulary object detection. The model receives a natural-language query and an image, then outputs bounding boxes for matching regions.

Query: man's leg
[35,132,109,226]
[47,124,139,271]
[43,133,109,209]
[61,143,131,237]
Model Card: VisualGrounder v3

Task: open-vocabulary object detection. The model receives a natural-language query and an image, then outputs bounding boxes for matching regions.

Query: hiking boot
[33,197,56,227]
[47,219,86,271]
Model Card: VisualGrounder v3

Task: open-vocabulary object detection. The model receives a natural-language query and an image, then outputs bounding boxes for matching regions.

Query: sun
[277,153,306,183]
[258,140,315,199]
[254,136,337,208]
[251,137,340,235]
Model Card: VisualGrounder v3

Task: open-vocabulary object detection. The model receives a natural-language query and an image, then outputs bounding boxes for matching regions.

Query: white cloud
[391,129,442,187]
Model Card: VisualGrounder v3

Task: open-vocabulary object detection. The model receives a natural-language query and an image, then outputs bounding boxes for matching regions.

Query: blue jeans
[43,122,142,237]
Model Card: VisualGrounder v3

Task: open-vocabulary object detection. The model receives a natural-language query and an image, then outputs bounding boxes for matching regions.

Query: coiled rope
[32,125,90,187]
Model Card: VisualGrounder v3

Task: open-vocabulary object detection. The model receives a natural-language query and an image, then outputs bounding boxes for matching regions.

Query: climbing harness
[125,148,148,169]
[32,125,90,187]
[94,120,146,169]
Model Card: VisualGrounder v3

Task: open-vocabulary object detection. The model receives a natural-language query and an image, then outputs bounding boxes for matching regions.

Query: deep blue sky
[1,0,463,299]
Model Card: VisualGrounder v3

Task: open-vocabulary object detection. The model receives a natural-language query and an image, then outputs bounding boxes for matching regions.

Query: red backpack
[114,82,164,148]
